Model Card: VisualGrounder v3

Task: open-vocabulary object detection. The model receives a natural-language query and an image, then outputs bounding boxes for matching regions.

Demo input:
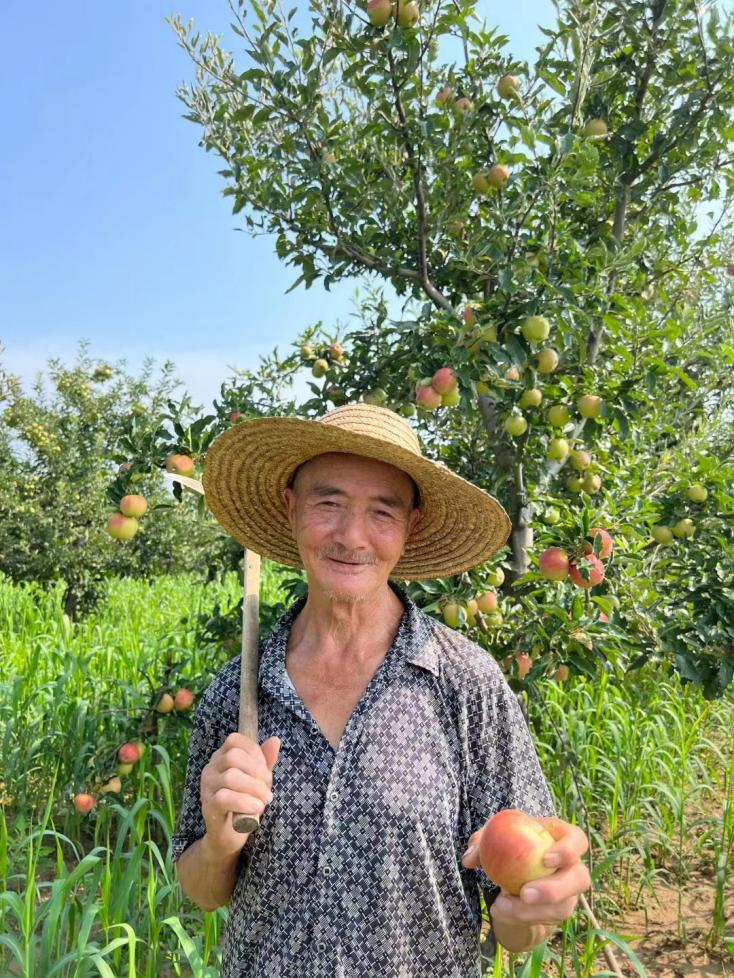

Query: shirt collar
[258,580,440,702]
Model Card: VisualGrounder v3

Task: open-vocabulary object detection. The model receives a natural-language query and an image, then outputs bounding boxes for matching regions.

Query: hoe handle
[232,549,262,834]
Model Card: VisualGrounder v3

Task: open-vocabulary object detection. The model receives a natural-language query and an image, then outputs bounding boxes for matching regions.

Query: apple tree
[0,344,228,617]
[114,0,734,693]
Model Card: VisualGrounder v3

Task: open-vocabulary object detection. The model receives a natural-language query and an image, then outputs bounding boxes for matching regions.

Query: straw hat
[202,403,511,580]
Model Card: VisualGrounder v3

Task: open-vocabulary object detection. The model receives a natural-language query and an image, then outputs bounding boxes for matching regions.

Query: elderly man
[172,403,590,978]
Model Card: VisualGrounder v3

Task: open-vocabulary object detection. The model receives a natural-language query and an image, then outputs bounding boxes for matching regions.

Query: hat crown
[322,403,421,455]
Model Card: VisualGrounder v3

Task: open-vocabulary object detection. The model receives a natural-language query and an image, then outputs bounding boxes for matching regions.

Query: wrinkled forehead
[287,452,421,507]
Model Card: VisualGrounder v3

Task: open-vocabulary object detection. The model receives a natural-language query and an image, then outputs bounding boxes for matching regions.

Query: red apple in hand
[479,809,556,895]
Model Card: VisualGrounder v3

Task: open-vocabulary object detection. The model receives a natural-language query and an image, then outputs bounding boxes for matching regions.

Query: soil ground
[616,871,733,977]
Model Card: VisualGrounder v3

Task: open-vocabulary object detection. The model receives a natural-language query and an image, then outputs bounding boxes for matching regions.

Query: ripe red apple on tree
[174,688,195,711]
[119,494,147,519]
[476,590,498,613]
[106,513,139,541]
[552,664,570,681]
[581,472,602,494]
[496,73,520,99]
[118,742,141,764]
[73,793,96,814]
[329,342,345,362]
[487,164,509,188]
[568,555,605,589]
[464,598,479,627]
[569,449,591,471]
[165,453,196,477]
[367,0,393,25]
[583,527,614,560]
[479,809,556,895]
[416,382,442,411]
[539,547,569,581]
[514,653,532,679]
[454,96,474,115]
[435,84,454,107]
[431,366,457,394]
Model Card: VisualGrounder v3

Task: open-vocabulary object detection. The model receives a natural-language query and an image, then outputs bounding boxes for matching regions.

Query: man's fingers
[208,786,269,817]
[492,891,579,926]
[213,745,272,787]
[460,827,484,867]
[519,860,591,907]
[536,818,589,865]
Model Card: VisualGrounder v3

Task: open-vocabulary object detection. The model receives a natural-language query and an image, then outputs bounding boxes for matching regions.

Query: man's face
[281,452,422,603]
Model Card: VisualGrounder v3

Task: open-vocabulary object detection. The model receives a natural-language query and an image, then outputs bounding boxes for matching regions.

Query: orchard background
[1,0,734,975]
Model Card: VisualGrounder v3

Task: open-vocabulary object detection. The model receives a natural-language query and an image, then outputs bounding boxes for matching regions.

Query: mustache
[318,548,378,565]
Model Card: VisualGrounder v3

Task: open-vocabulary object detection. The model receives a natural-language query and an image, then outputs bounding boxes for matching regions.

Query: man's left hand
[461,816,591,946]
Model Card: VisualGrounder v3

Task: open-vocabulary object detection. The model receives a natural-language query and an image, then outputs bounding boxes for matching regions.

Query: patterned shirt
[172,581,555,978]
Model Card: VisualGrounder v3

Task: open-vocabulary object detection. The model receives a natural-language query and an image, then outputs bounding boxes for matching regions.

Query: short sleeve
[465,661,556,898]
[171,693,221,863]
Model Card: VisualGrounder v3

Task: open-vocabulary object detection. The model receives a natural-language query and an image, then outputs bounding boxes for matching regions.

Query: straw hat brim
[202,416,511,580]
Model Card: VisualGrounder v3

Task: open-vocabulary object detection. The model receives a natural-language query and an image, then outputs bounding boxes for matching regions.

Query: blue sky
[1,0,558,409]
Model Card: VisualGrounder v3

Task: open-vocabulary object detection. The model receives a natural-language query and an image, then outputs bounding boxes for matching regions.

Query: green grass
[1,571,732,977]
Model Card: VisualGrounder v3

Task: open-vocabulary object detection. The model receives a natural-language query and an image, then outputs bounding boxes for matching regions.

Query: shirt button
[328,790,339,802]
[316,941,327,952]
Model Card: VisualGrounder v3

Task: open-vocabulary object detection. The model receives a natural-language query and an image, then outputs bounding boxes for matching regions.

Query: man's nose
[331,508,371,551]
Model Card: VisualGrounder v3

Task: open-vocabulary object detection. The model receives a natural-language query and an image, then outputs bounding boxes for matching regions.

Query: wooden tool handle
[232,549,262,835]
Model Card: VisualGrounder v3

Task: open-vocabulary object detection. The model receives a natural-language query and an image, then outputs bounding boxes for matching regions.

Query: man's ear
[407,507,422,536]
[281,487,296,530]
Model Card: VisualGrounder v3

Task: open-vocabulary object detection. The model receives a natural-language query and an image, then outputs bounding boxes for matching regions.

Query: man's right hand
[200,733,281,857]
